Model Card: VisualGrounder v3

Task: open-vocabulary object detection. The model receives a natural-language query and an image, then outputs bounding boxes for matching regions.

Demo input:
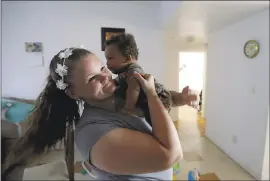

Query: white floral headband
[55,45,86,90]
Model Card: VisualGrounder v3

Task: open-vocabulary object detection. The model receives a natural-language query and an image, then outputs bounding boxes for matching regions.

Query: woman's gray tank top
[75,104,173,180]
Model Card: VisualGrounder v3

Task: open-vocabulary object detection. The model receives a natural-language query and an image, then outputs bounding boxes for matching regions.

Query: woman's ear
[65,89,79,101]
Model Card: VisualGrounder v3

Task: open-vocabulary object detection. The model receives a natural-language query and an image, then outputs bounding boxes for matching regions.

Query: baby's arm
[125,76,141,110]
[124,64,144,110]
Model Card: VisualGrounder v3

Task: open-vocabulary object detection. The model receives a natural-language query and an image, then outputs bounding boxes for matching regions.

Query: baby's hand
[132,72,156,97]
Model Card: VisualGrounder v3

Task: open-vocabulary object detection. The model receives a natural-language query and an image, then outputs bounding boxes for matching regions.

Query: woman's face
[68,54,116,102]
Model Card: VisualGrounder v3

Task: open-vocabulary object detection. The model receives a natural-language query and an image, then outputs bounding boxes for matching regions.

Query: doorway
[179,51,205,94]
[178,51,206,136]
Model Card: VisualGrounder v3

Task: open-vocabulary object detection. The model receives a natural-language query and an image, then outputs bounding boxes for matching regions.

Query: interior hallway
[174,106,255,180]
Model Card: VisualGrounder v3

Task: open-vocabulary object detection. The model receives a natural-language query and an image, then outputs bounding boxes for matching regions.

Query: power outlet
[232,135,237,144]
[252,86,256,94]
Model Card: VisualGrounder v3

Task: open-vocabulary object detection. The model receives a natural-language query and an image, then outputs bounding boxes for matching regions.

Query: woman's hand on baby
[132,72,157,97]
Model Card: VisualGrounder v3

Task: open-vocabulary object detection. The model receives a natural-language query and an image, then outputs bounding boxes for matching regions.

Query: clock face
[244,40,259,58]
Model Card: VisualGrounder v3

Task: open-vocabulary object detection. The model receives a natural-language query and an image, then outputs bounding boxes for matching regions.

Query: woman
[3,47,195,180]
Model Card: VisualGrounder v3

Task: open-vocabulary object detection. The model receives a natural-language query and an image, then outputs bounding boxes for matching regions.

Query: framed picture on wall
[25,42,43,52]
[101,27,125,51]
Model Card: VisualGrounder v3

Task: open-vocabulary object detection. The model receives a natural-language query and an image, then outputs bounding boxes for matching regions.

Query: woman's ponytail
[2,76,80,180]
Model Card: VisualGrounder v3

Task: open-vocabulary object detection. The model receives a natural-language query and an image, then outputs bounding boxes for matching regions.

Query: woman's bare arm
[91,93,183,175]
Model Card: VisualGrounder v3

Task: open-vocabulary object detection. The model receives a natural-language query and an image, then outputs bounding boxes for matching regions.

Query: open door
[179,51,205,95]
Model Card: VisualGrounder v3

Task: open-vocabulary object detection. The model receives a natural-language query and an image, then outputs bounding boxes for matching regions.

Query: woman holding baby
[3,34,197,180]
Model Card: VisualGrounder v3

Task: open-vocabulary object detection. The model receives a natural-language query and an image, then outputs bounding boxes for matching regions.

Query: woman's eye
[87,66,105,83]
[88,75,96,82]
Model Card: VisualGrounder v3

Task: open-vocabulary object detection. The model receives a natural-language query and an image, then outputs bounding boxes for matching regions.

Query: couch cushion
[1,99,16,121]
[1,98,35,123]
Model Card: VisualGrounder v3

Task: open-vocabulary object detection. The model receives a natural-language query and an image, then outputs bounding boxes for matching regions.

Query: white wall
[163,37,180,121]
[262,111,269,180]
[205,9,269,180]
[160,1,181,27]
[2,1,165,99]
[0,0,2,98]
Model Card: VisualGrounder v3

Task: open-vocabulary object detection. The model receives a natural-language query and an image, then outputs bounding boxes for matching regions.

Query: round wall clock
[244,40,260,58]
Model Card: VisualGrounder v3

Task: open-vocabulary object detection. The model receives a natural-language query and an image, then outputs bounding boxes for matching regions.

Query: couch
[1,97,74,181]
[2,120,25,181]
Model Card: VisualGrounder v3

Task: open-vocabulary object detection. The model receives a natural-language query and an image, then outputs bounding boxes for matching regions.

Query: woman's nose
[98,73,109,83]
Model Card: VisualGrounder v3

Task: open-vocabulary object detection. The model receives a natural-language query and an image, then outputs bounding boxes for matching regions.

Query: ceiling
[165,1,269,45]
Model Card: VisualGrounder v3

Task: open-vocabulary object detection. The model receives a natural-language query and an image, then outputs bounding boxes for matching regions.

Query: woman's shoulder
[75,105,152,160]
[78,105,151,133]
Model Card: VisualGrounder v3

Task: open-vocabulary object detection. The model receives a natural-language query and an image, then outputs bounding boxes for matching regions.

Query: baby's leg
[124,76,141,110]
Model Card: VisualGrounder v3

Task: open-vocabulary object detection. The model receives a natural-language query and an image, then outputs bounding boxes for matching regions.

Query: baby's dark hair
[105,33,139,60]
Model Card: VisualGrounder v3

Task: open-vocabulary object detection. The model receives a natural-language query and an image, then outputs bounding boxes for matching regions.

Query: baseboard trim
[204,136,256,180]
[173,120,179,131]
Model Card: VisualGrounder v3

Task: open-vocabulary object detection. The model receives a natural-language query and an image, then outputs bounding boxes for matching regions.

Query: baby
[104,33,172,126]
